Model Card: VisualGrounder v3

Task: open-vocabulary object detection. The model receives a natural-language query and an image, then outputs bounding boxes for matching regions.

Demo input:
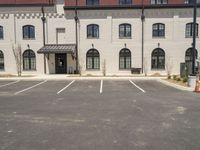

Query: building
[0,0,199,76]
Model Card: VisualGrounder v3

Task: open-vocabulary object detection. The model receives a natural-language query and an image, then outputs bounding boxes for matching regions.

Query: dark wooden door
[55,54,67,74]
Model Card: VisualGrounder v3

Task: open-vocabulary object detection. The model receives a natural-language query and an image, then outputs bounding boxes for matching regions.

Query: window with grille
[23,50,36,71]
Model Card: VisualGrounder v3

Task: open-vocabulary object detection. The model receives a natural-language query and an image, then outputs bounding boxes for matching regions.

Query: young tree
[166,56,173,77]
[12,44,22,76]
[102,59,106,76]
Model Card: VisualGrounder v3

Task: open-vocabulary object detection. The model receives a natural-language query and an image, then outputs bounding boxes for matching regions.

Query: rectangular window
[151,0,167,4]
[86,0,99,5]
[119,0,132,5]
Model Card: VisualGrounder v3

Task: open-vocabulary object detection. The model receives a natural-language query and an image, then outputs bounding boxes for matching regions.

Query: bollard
[195,74,200,93]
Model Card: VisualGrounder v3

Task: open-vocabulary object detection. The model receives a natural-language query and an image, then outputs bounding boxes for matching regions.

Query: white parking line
[0,80,20,88]
[14,80,47,95]
[100,80,103,94]
[129,80,146,93]
[57,80,75,95]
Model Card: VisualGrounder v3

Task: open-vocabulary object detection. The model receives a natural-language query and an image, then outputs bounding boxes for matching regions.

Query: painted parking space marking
[0,80,20,88]
[100,80,103,94]
[129,80,146,93]
[57,80,75,95]
[14,80,47,95]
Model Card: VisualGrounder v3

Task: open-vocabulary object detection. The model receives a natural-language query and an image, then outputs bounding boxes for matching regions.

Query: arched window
[152,23,165,37]
[86,49,100,70]
[23,50,36,71]
[23,25,35,39]
[185,23,198,38]
[152,48,165,69]
[119,48,131,69]
[0,26,4,39]
[119,0,132,5]
[119,24,132,38]
[185,48,198,63]
[87,24,99,38]
[86,0,99,5]
[0,50,4,70]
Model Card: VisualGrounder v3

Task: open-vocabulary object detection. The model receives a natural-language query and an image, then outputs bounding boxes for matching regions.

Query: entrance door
[55,53,67,74]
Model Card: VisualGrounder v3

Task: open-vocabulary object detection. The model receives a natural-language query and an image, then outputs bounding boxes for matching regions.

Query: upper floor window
[185,0,200,4]
[152,23,165,37]
[86,0,99,5]
[23,25,35,40]
[151,0,168,4]
[185,23,198,38]
[119,24,132,38]
[87,24,99,38]
[0,26,4,40]
[119,0,132,5]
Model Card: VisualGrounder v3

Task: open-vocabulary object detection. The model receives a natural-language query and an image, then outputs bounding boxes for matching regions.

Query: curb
[0,76,166,81]
[158,79,194,92]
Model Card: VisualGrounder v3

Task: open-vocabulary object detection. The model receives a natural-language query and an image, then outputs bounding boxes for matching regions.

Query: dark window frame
[0,50,4,70]
[86,0,99,6]
[86,49,100,70]
[185,48,198,63]
[151,0,168,4]
[185,23,199,38]
[23,25,35,40]
[0,26,4,40]
[119,23,132,38]
[87,24,99,39]
[151,48,165,70]
[119,0,132,5]
[119,48,132,70]
[23,49,36,71]
[152,23,165,37]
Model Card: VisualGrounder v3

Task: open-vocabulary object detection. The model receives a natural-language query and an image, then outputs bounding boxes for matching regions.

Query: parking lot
[0,79,200,150]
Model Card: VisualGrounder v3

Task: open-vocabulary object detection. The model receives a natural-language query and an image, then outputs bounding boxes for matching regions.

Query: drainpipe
[192,0,197,75]
[75,0,79,74]
[141,0,145,74]
[41,6,47,74]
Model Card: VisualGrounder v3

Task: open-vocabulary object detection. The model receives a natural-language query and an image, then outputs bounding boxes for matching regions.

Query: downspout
[41,6,47,74]
[192,0,197,75]
[141,0,145,74]
[75,0,79,74]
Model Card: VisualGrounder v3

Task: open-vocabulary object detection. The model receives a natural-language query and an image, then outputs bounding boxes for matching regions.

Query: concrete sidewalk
[0,74,166,81]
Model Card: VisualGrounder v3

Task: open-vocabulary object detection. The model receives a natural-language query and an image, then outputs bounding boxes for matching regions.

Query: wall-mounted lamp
[158,43,160,48]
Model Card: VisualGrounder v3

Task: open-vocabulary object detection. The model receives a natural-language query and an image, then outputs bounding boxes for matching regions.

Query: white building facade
[0,0,199,76]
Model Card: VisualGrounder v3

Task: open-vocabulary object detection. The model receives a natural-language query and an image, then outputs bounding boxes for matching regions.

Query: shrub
[168,75,171,79]
[173,75,177,80]
[176,78,181,81]
[183,77,188,83]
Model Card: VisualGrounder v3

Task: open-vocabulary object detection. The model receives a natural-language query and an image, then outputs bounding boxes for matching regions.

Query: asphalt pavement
[0,79,200,150]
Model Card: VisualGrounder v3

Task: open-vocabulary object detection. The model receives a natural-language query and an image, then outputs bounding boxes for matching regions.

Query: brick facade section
[65,0,186,6]
[0,0,54,5]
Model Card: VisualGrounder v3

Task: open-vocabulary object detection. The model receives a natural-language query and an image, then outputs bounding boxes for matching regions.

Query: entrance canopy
[37,44,76,54]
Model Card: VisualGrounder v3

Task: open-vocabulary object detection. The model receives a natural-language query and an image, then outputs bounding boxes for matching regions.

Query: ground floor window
[152,48,165,69]
[0,50,4,70]
[23,49,36,71]
[86,49,100,70]
[185,48,198,63]
[119,48,131,69]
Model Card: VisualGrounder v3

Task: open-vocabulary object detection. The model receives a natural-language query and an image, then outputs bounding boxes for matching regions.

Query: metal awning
[37,44,76,54]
